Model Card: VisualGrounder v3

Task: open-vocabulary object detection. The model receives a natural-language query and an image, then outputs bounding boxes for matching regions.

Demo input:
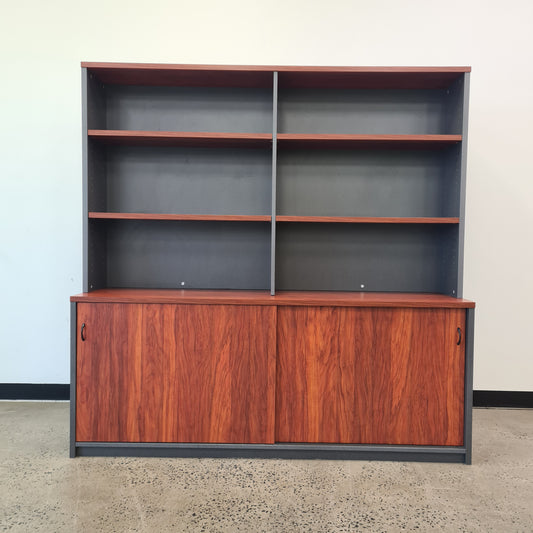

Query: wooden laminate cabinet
[276,307,465,445]
[71,63,475,463]
[76,303,276,443]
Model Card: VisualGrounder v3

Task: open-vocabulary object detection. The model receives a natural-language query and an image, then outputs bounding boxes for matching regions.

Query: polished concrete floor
[0,403,532,532]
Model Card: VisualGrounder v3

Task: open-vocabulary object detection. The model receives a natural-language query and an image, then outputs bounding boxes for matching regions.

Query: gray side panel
[278,89,451,134]
[105,146,271,215]
[82,69,89,292]
[276,223,458,294]
[70,302,77,458]
[271,72,278,295]
[75,442,466,463]
[464,307,475,464]
[457,73,470,298]
[277,148,461,217]
[105,220,270,290]
[105,86,272,133]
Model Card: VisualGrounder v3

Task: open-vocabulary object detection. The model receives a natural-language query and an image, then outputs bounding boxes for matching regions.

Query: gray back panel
[277,148,460,217]
[106,146,271,215]
[278,89,452,134]
[105,86,272,133]
[105,220,270,290]
[276,223,458,294]
[87,221,107,291]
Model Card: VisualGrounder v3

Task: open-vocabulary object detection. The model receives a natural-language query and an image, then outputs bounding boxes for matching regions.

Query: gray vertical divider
[81,68,89,293]
[457,73,470,298]
[270,72,278,296]
[464,307,475,464]
[70,302,77,458]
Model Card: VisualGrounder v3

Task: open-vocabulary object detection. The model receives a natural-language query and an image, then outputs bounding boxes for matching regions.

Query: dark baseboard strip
[473,390,533,408]
[1,385,532,408]
[0,384,69,400]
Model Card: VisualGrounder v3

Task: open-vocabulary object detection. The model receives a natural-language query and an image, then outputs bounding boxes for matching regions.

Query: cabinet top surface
[82,63,470,89]
[71,289,475,308]
[81,62,471,72]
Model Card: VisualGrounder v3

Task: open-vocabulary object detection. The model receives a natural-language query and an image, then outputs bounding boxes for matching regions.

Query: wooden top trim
[82,62,471,73]
[82,64,469,89]
[71,289,475,308]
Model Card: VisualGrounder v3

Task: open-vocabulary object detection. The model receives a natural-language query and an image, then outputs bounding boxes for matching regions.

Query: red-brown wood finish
[82,62,470,89]
[88,212,271,222]
[76,303,276,443]
[276,216,459,224]
[88,130,273,148]
[276,307,465,445]
[71,289,475,308]
[277,134,462,150]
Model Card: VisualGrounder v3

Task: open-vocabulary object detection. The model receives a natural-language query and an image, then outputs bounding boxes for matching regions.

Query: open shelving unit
[72,63,475,463]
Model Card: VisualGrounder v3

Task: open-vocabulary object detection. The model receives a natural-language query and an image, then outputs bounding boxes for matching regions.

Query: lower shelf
[73,442,469,463]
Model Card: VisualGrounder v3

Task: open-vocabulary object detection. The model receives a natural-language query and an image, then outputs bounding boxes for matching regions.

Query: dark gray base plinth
[74,443,468,463]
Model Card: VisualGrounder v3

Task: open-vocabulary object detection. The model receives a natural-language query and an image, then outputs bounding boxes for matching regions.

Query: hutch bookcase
[71,63,475,463]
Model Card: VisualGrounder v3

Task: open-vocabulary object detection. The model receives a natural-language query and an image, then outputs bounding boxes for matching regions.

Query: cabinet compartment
[277,146,460,218]
[276,306,465,445]
[276,223,458,294]
[88,219,271,290]
[76,303,276,443]
[87,75,273,134]
[88,144,272,215]
[278,87,464,135]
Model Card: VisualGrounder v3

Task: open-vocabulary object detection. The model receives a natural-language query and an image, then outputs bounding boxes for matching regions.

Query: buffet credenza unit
[71,290,474,463]
[72,63,474,462]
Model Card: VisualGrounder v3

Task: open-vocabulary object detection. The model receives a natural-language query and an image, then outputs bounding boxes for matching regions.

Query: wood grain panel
[71,289,475,308]
[76,303,143,442]
[276,307,465,445]
[76,303,276,443]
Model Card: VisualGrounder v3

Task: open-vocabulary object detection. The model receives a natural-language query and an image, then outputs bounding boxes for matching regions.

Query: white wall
[0,0,531,390]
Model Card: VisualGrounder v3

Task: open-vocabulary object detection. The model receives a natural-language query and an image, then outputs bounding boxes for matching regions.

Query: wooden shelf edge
[276,216,460,224]
[89,212,271,222]
[71,289,475,308]
[88,130,272,147]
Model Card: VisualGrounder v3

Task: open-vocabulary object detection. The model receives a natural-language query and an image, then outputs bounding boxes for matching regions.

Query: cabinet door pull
[456,327,462,345]
[80,323,86,342]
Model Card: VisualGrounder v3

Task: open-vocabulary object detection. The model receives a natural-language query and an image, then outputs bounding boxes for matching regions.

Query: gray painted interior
[105,86,273,133]
[278,89,459,134]
[277,147,461,217]
[276,223,458,293]
[270,72,279,295]
[103,220,270,290]
[104,146,271,215]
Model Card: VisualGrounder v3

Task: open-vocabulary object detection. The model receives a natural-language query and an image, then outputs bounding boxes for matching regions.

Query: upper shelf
[276,216,459,224]
[277,134,462,150]
[89,213,271,222]
[83,62,470,89]
[88,130,273,148]
[88,131,461,150]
